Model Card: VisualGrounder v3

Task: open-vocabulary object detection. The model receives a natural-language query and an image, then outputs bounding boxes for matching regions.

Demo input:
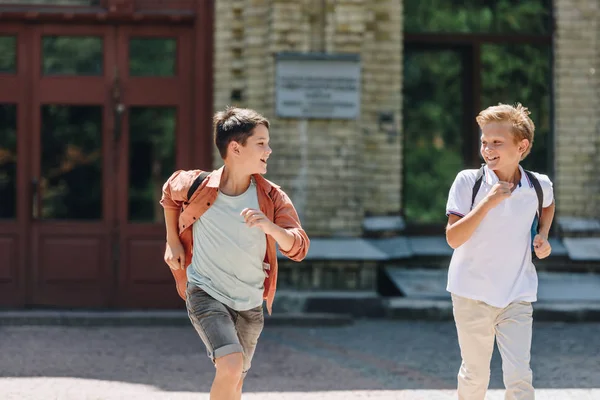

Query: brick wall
[554,0,600,218]
[212,0,404,237]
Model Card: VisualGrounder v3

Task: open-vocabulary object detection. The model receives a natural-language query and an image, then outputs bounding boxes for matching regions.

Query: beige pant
[452,294,534,400]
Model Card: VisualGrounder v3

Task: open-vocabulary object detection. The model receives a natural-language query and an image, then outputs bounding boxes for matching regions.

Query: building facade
[0,0,598,309]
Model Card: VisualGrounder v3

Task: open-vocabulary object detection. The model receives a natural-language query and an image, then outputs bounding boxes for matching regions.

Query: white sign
[275,53,361,119]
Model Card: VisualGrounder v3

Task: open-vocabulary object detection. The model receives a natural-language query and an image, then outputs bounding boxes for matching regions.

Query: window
[0,36,17,73]
[129,38,177,77]
[42,36,103,76]
[403,0,552,227]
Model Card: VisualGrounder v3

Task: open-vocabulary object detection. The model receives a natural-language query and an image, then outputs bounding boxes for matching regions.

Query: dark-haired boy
[161,107,309,400]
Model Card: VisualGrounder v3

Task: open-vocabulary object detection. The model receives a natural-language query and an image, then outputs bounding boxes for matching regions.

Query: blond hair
[476,103,535,160]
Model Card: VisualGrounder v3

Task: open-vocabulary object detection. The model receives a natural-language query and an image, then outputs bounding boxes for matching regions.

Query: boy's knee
[503,367,533,388]
[215,352,244,381]
[460,362,491,384]
[236,376,245,392]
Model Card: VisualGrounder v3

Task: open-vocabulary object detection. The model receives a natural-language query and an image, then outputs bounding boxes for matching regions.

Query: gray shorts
[185,283,264,374]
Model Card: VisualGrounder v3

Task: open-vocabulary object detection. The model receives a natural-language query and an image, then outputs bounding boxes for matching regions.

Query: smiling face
[480,122,529,172]
[230,124,272,174]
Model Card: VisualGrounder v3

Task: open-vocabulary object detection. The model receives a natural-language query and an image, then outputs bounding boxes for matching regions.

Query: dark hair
[213,106,270,159]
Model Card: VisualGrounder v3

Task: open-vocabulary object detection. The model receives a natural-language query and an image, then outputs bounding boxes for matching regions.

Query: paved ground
[1,320,599,399]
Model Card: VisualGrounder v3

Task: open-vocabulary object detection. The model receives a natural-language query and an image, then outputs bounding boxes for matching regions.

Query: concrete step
[384,298,600,322]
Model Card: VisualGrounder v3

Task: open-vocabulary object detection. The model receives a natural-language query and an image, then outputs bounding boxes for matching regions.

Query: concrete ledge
[277,235,599,262]
[284,238,388,261]
[0,310,353,327]
[384,298,600,322]
[533,302,600,322]
[385,298,453,321]
[558,217,600,236]
[274,290,386,318]
[563,238,600,261]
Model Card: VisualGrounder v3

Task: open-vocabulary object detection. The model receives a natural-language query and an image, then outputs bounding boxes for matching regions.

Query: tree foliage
[404,0,551,34]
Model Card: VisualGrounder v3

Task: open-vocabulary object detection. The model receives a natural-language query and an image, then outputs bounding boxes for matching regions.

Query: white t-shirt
[445,165,554,308]
[187,178,267,311]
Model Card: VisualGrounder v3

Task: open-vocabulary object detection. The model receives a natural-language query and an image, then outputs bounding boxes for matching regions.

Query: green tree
[404,0,551,34]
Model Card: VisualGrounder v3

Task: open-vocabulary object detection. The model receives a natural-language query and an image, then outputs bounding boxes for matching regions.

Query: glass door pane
[0,36,17,73]
[128,107,176,222]
[403,49,465,224]
[129,38,177,77]
[42,36,103,76]
[40,105,103,220]
[0,104,17,219]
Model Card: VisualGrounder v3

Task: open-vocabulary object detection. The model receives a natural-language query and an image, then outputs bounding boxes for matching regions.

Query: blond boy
[445,103,555,400]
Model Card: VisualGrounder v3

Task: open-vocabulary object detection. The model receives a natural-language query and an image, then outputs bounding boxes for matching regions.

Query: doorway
[0,22,198,308]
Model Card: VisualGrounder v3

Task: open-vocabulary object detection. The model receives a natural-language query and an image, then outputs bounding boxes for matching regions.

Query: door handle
[113,103,124,144]
[112,67,124,144]
[31,177,39,220]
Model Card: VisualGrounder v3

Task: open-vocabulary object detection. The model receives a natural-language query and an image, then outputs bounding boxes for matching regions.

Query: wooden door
[29,24,117,307]
[1,22,196,308]
[113,26,193,308]
[0,24,29,306]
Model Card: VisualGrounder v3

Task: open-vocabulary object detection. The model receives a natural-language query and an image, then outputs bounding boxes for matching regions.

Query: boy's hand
[484,181,513,208]
[533,234,552,259]
[241,208,276,235]
[164,240,186,270]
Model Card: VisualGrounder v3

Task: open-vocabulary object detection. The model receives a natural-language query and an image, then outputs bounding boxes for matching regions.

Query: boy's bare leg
[234,376,245,400]
[212,353,244,400]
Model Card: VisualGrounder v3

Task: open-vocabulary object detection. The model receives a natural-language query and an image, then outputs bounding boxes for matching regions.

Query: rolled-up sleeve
[272,190,310,261]
[160,170,191,210]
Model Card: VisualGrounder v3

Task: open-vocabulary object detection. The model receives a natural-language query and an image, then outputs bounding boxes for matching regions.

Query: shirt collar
[483,164,529,188]
[206,166,279,192]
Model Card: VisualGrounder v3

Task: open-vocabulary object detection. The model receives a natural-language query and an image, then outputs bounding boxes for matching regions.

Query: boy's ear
[518,139,530,154]
[229,141,241,156]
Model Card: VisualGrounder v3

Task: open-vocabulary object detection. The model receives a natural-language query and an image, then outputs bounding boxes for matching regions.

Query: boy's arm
[163,208,186,270]
[160,170,196,269]
[537,201,555,239]
[532,201,555,259]
[446,201,493,249]
[164,208,181,243]
[265,224,296,253]
[446,181,513,249]
[271,191,309,260]
[242,189,310,261]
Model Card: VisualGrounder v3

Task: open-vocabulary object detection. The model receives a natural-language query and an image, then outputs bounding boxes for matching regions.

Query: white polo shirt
[445,165,554,308]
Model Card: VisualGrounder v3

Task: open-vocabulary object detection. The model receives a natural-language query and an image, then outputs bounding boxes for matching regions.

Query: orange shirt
[160,166,310,314]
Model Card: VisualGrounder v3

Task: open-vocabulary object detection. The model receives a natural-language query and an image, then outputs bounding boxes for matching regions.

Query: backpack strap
[470,164,486,210]
[524,170,543,219]
[185,171,211,204]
